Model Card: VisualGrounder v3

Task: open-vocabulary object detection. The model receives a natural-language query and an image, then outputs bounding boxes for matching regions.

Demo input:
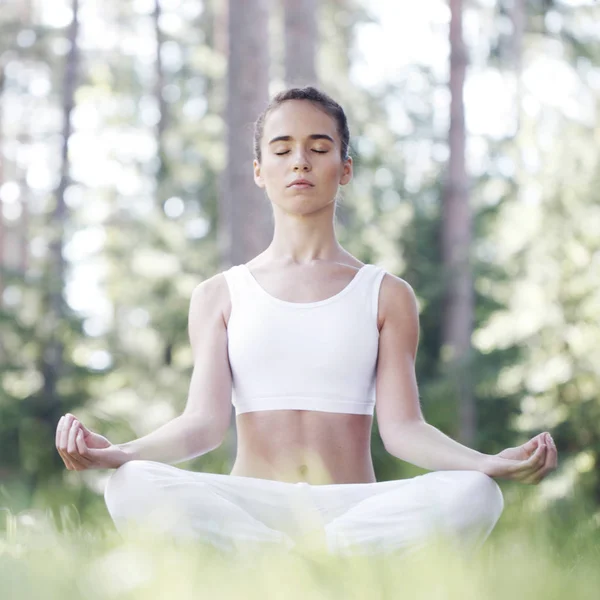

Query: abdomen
[230,410,376,485]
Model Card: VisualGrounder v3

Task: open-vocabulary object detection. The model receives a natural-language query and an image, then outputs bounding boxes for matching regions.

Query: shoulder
[189,271,231,327]
[378,271,419,331]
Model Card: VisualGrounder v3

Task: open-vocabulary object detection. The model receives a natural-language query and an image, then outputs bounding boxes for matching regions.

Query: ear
[253,159,265,188]
[339,156,353,186]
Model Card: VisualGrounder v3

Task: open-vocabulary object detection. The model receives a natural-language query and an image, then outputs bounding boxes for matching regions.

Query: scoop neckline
[240,263,372,308]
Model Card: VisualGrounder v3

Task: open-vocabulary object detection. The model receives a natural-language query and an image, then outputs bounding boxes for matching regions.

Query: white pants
[104,460,504,556]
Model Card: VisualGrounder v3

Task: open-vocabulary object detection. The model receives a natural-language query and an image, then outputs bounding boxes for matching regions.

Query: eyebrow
[268,134,335,145]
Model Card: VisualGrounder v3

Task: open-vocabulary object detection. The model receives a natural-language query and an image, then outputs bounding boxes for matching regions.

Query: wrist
[478,454,497,477]
[116,442,138,464]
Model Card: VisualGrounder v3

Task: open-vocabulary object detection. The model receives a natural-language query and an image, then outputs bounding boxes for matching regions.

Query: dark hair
[253,86,350,163]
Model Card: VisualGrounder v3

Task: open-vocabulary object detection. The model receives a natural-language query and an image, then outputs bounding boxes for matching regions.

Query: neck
[266,203,344,265]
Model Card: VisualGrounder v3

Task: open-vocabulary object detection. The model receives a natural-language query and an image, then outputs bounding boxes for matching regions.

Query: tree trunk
[442,0,475,445]
[153,0,168,187]
[507,0,525,187]
[0,63,5,305]
[40,0,80,414]
[284,0,318,87]
[19,184,29,274]
[220,0,271,463]
[221,0,271,267]
[506,0,524,126]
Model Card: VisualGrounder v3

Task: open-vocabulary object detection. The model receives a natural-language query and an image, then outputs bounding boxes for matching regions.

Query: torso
[222,253,386,485]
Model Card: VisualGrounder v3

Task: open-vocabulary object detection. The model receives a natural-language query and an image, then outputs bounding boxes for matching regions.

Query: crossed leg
[104,463,504,558]
[104,460,296,554]
[323,471,504,557]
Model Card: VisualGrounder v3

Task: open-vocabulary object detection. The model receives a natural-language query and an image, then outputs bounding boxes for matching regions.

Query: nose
[292,149,311,172]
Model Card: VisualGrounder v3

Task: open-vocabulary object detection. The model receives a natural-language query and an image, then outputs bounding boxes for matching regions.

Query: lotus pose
[55,87,558,557]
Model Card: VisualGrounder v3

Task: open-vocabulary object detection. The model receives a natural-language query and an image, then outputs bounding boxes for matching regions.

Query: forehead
[263,100,338,140]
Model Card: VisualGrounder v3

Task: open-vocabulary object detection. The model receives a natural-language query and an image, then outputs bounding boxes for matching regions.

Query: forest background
[0,0,598,543]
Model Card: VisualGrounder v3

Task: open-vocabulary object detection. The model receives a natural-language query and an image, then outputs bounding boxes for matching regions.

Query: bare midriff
[223,255,382,486]
[229,410,377,485]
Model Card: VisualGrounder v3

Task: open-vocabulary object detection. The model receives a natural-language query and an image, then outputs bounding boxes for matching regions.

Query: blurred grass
[1,487,599,600]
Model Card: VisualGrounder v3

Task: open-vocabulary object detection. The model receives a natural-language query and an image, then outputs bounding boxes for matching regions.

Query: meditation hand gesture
[484,432,558,484]
[56,413,128,471]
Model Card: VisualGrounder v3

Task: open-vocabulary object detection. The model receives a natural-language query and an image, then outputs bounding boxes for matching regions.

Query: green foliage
[0,0,599,529]
[0,490,599,600]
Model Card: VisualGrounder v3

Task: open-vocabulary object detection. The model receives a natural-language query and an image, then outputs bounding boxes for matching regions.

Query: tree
[40,0,80,415]
[441,0,475,445]
[219,0,271,463]
[284,0,318,87]
[220,0,271,269]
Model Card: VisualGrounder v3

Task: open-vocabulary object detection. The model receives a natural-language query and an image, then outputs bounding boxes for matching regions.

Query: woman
[55,86,558,557]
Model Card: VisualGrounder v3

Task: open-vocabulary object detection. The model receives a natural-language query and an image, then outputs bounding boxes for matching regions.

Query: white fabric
[222,264,386,416]
[104,461,504,556]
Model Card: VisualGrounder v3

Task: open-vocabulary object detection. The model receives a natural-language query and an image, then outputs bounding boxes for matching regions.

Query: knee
[453,471,504,528]
[474,472,504,522]
[104,460,155,516]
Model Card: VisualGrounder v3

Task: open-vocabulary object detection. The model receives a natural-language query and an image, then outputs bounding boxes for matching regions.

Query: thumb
[78,421,93,436]
[525,441,546,464]
[523,436,542,455]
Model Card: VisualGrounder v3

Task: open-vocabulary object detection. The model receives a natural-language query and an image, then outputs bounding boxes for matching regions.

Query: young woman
[55,87,558,557]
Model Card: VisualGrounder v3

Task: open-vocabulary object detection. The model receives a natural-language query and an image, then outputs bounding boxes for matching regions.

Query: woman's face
[253,100,352,214]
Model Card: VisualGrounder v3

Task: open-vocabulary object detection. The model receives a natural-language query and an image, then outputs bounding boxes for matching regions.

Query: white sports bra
[222,263,387,416]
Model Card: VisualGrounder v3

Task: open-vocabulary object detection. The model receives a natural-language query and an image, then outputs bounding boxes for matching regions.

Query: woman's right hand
[56,413,130,470]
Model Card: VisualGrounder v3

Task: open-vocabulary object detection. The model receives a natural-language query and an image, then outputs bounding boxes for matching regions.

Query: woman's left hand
[483,432,558,484]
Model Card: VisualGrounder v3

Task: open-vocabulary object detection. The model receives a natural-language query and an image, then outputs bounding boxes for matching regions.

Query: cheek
[321,160,343,182]
[260,160,283,181]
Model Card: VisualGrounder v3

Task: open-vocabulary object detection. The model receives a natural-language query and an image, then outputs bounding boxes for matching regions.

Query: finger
[516,439,554,484]
[58,416,91,471]
[522,435,543,455]
[78,420,92,436]
[56,416,72,469]
[74,430,93,468]
[500,447,544,481]
[55,416,64,447]
[532,452,554,482]
[544,434,558,470]
[517,444,547,478]
[58,415,76,470]
[522,464,547,485]
[65,421,83,470]
[525,461,550,484]
[67,420,80,454]
[56,416,71,468]
[519,455,547,484]
[532,434,557,476]
[67,422,92,470]
[59,414,74,453]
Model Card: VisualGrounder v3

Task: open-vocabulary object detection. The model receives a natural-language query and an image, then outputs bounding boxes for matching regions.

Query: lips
[288,179,314,187]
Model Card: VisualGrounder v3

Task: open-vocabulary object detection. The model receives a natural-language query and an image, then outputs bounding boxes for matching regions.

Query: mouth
[288,180,314,188]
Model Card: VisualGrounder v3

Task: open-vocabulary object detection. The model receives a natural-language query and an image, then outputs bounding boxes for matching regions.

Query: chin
[275,200,336,218]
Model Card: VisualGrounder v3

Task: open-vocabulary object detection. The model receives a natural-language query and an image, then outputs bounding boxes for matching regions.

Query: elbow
[381,419,426,455]
[182,412,228,453]
[201,421,228,452]
[380,423,400,455]
[207,429,226,451]
[382,433,399,456]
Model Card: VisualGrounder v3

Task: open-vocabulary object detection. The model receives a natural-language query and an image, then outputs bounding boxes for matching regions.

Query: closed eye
[274,150,329,155]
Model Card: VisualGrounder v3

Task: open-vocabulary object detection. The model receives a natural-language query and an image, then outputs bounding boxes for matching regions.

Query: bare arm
[375,276,557,483]
[118,274,233,464]
[375,275,488,472]
[116,414,222,465]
